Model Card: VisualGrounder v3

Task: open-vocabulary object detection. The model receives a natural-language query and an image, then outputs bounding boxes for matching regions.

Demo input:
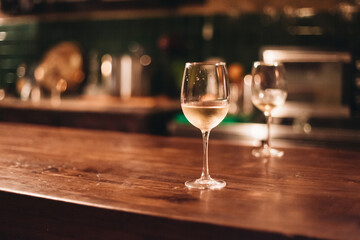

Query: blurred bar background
[0,0,359,147]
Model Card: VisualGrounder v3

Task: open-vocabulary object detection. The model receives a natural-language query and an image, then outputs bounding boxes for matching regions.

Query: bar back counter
[0,122,359,239]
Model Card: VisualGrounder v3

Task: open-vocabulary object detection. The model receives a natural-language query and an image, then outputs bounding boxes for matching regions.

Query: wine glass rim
[254,61,284,67]
[185,62,226,66]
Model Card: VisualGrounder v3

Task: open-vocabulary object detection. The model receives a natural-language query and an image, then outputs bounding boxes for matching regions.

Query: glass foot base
[252,147,284,158]
[185,177,226,190]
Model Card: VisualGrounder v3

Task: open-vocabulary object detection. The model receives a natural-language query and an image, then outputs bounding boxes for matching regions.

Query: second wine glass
[251,61,287,158]
[181,62,230,190]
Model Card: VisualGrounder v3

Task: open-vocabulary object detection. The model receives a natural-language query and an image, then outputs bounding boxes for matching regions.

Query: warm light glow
[30,86,41,104]
[295,8,315,18]
[101,55,112,77]
[56,78,67,92]
[34,67,45,81]
[263,49,351,63]
[140,55,151,66]
[249,124,267,140]
[0,32,6,41]
[120,55,132,99]
[0,89,5,101]
[70,54,81,67]
[20,82,32,101]
[202,22,213,41]
[254,74,261,85]
[243,74,253,115]
[101,61,112,77]
[244,74,252,85]
[263,51,276,64]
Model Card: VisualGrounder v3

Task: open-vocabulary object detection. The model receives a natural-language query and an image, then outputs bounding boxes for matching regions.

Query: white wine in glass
[181,62,230,190]
[251,62,287,158]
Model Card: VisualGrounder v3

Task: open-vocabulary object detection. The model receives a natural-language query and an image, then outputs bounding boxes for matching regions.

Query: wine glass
[251,61,287,158]
[181,62,230,190]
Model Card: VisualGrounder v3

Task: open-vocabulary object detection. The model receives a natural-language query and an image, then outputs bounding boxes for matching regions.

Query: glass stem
[265,112,272,149]
[201,130,211,180]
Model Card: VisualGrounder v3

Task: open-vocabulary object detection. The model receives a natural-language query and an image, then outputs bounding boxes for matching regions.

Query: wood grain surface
[0,122,359,239]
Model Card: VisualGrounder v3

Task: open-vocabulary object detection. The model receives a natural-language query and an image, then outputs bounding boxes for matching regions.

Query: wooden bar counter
[0,123,359,239]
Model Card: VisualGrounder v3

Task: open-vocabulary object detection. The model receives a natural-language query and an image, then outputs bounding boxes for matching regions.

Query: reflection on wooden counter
[0,96,180,135]
[169,120,360,151]
[0,123,359,239]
